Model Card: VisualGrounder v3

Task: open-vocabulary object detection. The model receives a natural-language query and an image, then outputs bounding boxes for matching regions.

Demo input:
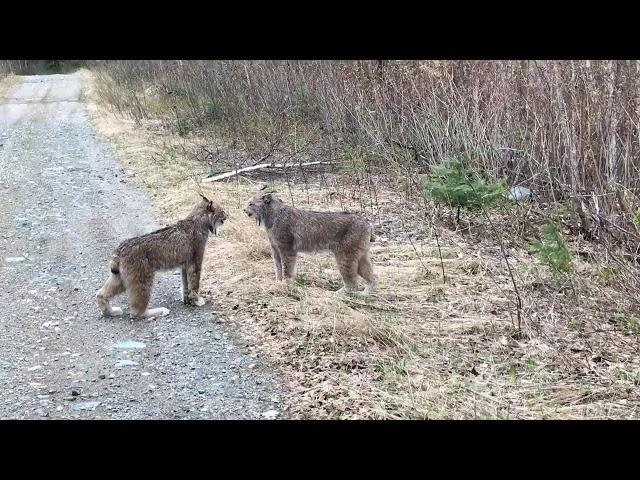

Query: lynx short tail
[110,255,120,275]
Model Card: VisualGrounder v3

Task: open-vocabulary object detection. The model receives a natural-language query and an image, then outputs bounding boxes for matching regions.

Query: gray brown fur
[243,187,378,295]
[96,195,227,319]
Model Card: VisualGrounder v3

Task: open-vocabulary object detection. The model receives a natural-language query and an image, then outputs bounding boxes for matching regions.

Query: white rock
[508,186,531,202]
[72,401,100,411]
[115,360,138,368]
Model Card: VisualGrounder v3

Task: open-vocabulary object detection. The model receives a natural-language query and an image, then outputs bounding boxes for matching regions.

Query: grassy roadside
[80,69,640,419]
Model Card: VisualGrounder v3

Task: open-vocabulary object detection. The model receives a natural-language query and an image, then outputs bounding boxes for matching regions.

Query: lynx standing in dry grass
[96,194,227,319]
[244,186,378,295]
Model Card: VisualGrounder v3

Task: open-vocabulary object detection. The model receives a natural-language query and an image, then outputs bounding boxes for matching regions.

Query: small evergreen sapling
[422,157,507,223]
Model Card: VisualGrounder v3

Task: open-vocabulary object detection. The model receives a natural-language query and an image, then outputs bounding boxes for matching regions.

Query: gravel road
[0,73,285,419]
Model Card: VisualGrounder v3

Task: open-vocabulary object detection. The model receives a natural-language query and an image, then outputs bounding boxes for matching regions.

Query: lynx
[96,194,227,318]
[244,186,377,295]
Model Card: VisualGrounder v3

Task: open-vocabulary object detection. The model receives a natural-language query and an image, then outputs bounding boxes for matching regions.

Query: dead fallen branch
[203,161,333,182]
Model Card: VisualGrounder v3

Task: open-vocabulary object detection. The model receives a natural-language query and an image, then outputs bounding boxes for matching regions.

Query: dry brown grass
[82,69,640,419]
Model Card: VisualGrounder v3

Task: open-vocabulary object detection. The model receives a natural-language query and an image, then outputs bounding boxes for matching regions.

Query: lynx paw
[108,307,124,317]
[363,285,378,296]
[143,307,170,318]
[187,293,206,306]
[336,286,359,297]
[193,296,206,307]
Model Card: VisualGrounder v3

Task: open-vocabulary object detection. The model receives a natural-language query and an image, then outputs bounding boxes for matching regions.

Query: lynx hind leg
[96,273,125,317]
[358,254,378,296]
[128,274,169,319]
[335,253,361,295]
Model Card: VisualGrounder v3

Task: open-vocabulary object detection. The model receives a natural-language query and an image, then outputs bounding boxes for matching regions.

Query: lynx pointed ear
[207,200,215,212]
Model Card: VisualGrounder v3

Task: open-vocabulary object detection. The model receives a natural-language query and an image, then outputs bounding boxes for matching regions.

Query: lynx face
[196,194,227,235]
[243,191,272,226]
[209,206,227,235]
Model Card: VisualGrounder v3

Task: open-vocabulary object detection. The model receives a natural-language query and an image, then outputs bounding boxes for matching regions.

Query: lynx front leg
[281,251,298,285]
[269,242,284,281]
[186,263,206,307]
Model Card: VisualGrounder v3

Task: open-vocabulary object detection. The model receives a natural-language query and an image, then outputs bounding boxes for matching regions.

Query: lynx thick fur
[96,195,227,319]
[244,187,377,295]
